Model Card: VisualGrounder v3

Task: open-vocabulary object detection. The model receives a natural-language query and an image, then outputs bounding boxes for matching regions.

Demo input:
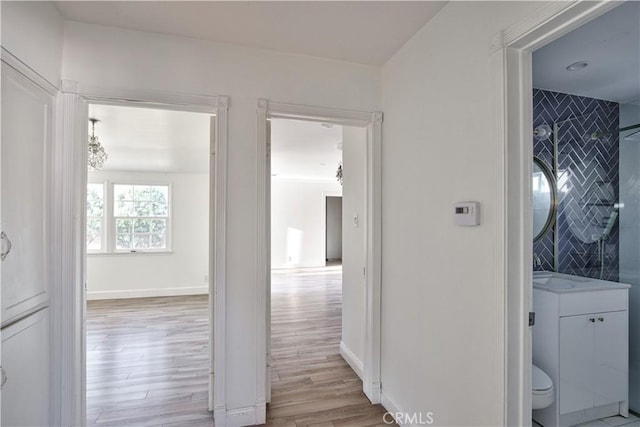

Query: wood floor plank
[87,266,392,426]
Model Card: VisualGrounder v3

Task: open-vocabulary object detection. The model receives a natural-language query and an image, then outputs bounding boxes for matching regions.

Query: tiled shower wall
[533,89,620,281]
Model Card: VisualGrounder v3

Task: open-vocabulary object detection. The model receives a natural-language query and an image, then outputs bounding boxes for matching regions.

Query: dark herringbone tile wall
[533,89,620,281]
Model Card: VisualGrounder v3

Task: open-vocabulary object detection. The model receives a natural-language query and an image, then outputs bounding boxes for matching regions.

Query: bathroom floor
[534,414,640,427]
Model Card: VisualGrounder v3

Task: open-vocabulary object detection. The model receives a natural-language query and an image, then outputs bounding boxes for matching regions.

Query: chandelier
[336,162,343,185]
[88,118,108,170]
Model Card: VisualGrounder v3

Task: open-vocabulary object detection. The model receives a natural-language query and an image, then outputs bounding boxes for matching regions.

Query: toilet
[532,364,554,409]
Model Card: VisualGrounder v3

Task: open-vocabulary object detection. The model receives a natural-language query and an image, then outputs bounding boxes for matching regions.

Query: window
[114,185,169,251]
[86,183,105,251]
[86,182,171,253]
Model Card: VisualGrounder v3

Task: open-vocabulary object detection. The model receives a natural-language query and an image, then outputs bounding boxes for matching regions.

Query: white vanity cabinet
[533,272,630,427]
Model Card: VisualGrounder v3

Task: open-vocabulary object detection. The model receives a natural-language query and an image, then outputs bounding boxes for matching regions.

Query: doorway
[494,1,630,425]
[84,103,213,425]
[256,100,383,418]
[58,90,227,425]
[325,195,343,265]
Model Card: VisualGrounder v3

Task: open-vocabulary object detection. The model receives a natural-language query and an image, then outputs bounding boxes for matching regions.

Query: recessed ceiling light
[566,61,589,71]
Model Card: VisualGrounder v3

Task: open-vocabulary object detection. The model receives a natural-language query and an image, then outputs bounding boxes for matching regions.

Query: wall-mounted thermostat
[454,202,480,226]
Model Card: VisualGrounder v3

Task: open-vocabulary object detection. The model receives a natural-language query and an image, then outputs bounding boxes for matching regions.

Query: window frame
[86,179,173,255]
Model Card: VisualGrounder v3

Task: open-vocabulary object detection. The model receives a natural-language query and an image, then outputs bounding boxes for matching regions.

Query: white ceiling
[88,105,342,178]
[271,118,343,181]
[533,1,640,104]
[88,104,211,173]
[55,1,446,66]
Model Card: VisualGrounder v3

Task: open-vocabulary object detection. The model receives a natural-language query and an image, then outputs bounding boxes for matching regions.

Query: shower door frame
[491,1,622,425]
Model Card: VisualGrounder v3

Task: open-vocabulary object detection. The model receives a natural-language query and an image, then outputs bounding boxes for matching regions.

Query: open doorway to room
[84,103,214,426]
[325,195,343,266]
[529,3,640,426]
[266,117,387,424]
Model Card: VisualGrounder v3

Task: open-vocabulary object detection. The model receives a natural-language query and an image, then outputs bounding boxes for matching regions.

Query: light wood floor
[87,266,390,426]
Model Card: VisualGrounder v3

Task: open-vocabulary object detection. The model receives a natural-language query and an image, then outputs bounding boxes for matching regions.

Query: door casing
[492,1,623,425]
[58,82,228,425]
[255,99,383,423]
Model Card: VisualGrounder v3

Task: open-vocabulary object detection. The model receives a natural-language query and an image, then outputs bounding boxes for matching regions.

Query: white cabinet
[1,309,50,427]
[1,62,52,325]
[559,311,628,415]
[1,58,55,426]
[533,273,629,427]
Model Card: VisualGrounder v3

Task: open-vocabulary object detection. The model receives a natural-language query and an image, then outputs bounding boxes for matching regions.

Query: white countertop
[533,271,631,294]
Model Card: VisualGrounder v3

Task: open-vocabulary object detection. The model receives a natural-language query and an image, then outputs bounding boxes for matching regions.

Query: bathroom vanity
[532,272,630,427]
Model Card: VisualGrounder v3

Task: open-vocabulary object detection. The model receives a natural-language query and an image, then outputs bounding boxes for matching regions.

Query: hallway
[267,266,389,426]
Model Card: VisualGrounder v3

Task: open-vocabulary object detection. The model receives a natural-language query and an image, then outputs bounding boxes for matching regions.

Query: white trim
[52,89,87,427]
[219,403,267,427]
[62,83,229,425]
[256,99,383,417]
[339,342,364,380]
[380,391,407,426]
[211,97,229,416]
[1,47,58,94]
[87,286,208,300]
[494,1,622,425]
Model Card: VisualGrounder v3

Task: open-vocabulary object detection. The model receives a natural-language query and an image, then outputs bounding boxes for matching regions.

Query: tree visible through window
[86,183,105,251]
[114,185,169,251]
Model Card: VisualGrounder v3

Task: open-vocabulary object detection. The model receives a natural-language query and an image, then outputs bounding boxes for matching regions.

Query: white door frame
[493,1,622,425]
[255,99,383,413]
[58,82,229,425]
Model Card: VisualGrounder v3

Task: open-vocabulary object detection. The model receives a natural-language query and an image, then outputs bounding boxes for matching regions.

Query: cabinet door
[594,310,628,407]
[560,314,594,414]
[1,308,50,426]
[0,63,52,325]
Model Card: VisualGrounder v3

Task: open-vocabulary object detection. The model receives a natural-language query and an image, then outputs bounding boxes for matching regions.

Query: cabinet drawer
[560,290,627,317]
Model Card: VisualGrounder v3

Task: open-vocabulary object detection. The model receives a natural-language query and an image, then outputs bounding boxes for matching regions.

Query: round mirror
[533,157,557,242]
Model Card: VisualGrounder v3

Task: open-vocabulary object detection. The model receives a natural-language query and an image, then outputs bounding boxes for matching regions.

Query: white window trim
[87,180,173,255]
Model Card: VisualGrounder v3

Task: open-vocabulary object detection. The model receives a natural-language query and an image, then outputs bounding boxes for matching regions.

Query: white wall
[341,127,367,371]
[271,179,342,269]
[380,2,552,425]
[62,21,379,414]
[86,171,209,300]
[619,102,640,410]
[1,1,63,87]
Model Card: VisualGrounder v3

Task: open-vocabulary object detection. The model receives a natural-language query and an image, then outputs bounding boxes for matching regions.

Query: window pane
[152,202,168,216]
[114,185,134,202]
[116,233,132,249]
[134,185,152,201]
[150,219,166,234]
[115,200,134,216]
[116,219,133,234]
[133,234,150,249]
[87,184,104,216]
[134,201,152,217]
[150,233,166,248]
[86,218,102,250]
[150,186,168,204]
[134,219,151,233]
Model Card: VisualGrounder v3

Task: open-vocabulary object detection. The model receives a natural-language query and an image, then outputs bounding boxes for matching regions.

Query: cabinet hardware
[598,317,604,322]
[589,318,596,322]
[1,231,12,261]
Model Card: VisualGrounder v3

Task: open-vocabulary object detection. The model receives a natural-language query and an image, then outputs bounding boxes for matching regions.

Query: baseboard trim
[339,341,364,380]
[381,391,435,427]
[87,286,208,300]
[214,403,266,427]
